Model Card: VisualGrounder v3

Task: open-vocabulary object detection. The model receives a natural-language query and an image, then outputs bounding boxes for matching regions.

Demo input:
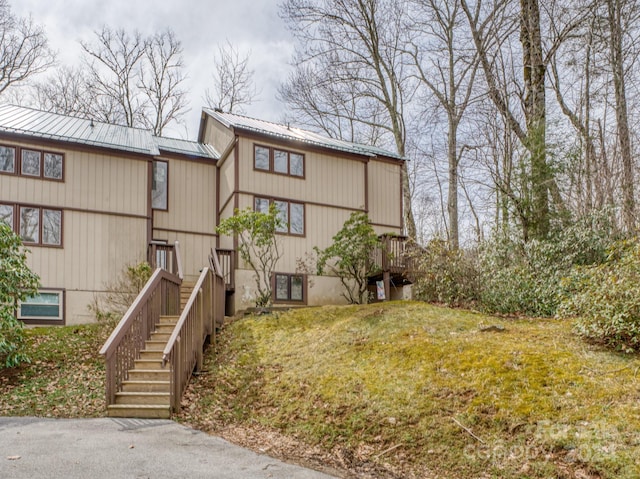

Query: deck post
[383,271,390,302]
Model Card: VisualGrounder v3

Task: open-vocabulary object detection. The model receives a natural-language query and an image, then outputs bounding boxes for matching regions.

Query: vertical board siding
[27,211,146,291]
[368,159,402,229]
[237,138,366,209]
[152,156,216,234]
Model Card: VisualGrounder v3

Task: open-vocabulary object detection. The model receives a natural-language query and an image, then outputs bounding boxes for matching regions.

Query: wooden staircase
[107,282,196,419]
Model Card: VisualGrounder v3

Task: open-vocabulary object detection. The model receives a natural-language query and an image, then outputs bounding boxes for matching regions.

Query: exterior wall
[368,159,403,232]
[0,137,149,325]
[152,154,218,279]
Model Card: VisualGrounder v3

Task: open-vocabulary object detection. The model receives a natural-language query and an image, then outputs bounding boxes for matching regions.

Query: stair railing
[100,268,181,407]
[162,255,225,412]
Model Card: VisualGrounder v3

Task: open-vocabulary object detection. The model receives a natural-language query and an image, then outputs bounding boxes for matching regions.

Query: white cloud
[10,0,294,138]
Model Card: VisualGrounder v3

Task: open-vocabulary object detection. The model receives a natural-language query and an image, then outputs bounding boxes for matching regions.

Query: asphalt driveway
[0,417,338,479]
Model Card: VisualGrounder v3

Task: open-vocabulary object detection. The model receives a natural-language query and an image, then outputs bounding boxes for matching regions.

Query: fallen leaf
[7,455,21,460]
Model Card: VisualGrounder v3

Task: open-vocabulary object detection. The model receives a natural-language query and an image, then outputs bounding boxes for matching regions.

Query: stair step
[150,332,171,342]
[159,315,179,325]
[128,369,170,381]
[115,391,170,405]
[107,404,171,419]
[122,380,170,392]
[144,340,168,351]
[140,350,164,360]
[154,323,175,334]
[134,359,165,370]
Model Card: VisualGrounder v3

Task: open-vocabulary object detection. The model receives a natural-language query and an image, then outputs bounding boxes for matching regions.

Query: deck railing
[148,241,183,279]
[371,234,413,274]
[99,268,181,406]
[162,250,225,412]
[216,248,235,290]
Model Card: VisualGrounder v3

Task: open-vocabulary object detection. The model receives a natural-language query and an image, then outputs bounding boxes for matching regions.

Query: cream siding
[367,159,402,231]
[238,137,366,209]
[202,115,235,150]
[0,142,148,215]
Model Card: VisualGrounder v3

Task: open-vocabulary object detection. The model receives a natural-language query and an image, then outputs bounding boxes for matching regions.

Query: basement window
[18,290,64,323]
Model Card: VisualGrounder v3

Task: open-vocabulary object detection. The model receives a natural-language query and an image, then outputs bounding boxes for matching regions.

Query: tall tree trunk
[520,0,550,239]
[607,0,636,231]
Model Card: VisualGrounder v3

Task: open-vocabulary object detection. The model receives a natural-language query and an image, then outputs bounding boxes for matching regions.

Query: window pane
[255,146,269,170]
[152,161,168,210]
[21,150,41,176]
[290,153,304,176]
[291,276,303,301]
[0,146,15,173]
[255,197,270,214]
[290,203,304,235]
[20,292,61,319]
[20,207,39,243]
[274,201,288,233]
[0,204,13,228]
[44,153,63,179]
[43,209,62,245]
[274,150,288,174]
[275,275,289,300]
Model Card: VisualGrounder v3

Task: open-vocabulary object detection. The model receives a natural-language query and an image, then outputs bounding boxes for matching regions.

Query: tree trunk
[520,0,550,239]
[607,0,636,231]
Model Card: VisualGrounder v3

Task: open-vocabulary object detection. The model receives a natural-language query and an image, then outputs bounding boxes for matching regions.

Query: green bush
[559,240,640,353]
[477,212,614,317]
[0,223,40,368]
[411,238,480,307]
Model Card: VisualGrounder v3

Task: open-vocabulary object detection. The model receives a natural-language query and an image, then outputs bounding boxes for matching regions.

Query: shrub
[477,212,614,317]
[559,240,640,353]
[0,223,40,368]
[411,238,480,307]
[89,261,152,328]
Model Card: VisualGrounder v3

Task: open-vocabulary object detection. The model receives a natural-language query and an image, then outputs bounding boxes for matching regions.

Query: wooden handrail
[162,263,225,412]
[100,268,181,406]
[174,241,184,280]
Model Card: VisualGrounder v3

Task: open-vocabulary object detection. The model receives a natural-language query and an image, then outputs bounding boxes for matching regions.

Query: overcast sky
[12,0,295,139]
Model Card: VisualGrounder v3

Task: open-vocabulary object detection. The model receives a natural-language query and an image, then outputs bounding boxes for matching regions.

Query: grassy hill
[2,302,639,478]
[179,302,640,479]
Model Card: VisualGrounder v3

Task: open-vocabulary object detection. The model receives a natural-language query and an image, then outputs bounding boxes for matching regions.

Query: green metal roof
[0,104,218,160]
[203,108,404,161]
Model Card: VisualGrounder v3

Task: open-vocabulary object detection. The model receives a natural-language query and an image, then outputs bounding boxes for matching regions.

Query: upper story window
[0,203,63,247]
[152,160,168,210]
[0,144,64,181]
[255,196,305,236]
[254,144,304,178]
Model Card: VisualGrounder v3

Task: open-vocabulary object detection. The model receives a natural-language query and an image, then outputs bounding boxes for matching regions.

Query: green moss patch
[181,302,640,478]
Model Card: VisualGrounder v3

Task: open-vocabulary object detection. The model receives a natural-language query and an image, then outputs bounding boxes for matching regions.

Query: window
[21,149,41,176]
[253,144,304,178]
[1,204,63,246]
[0,145,63,180]
[254,145,270,171]
[18,290,64,323]
[152,160,168,210]
[0,145,15,174]
[0,203,14,228]
[44,153,63,179]
[255,197,305,236]
[274,274,305,303]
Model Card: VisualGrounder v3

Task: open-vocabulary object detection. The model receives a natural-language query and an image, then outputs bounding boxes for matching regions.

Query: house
[0,104,409,326]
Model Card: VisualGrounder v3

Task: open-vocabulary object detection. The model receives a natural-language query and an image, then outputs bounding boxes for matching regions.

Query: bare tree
[31,66,93,116]
[605,0,636,230]
[80,26,146,127]
[408,0,480,249]
[280,0,418,239]
[204,40,257,114]
[0,0,54,97]
[140,29,188,136]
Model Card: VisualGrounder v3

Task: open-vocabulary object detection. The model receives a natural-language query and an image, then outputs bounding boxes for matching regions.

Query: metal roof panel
[203,108,404,161]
